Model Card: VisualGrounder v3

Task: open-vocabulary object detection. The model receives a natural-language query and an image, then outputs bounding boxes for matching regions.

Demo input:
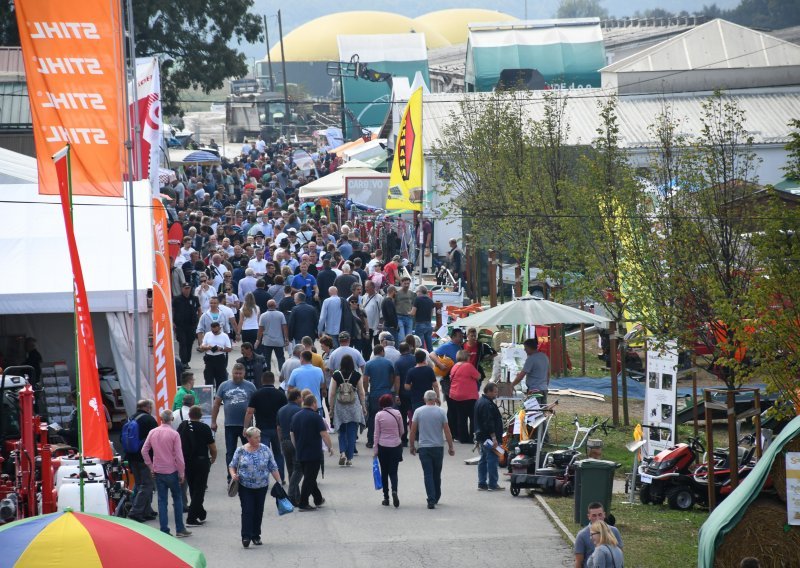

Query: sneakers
[345,459,352,466]
[365,442,374,449]
[339,453,346,466]
[242,538,250,548]
[427,502,436,510]
[175,530,192,538]
[488,485,506,492]
[252,538,263,546]
[186,520,204,527]
[477,485,489,491]
[297,504,317,511]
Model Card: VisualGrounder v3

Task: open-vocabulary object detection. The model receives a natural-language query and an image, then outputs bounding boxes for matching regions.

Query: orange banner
[16,1,126,197]
[152,199,177,412]
[54,146,112,460]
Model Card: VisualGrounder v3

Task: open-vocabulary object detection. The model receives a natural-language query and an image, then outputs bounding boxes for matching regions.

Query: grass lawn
[540,492,708,568]
[565,332,608,378]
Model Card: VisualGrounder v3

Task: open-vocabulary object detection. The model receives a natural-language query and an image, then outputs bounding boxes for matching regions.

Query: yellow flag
[387,87,423,211]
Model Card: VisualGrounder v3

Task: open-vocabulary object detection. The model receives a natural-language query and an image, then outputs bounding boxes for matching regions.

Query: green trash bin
[573,459,617,526]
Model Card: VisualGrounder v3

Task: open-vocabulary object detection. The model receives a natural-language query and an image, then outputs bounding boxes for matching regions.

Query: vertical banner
[643,340,679,456]
[53,146,112,461]
[152,198,177,413]
[387,87,423,212]
[16,1,127,197]
[788,452,800,525]
[133,58,162,196]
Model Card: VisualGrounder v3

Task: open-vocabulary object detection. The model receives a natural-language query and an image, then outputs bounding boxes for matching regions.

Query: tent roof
[602,19,800,73]
[298,160,387,199]
[0,146,36,184]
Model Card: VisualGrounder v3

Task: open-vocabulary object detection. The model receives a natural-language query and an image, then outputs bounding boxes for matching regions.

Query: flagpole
[57,145,85,512]
[123,0,143,401]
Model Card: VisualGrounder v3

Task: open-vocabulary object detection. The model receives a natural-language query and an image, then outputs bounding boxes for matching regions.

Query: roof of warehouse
[602,19,800,73]
[421,87,800,151]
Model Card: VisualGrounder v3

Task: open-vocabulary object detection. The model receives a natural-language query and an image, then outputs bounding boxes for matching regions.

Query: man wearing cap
[377,331,401,365]
[200,321,232,388]
[173,282,201,368]
[286,228,302,256]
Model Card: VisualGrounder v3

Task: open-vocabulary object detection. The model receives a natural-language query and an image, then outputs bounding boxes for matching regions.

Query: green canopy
[697,415,800,567]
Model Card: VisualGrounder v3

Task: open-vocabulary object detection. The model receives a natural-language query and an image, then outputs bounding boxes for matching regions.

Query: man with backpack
[177,405,217,528]
[122,399,159,523]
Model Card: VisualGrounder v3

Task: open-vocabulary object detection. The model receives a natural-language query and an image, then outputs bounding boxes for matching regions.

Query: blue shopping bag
[373,456,383,490]
[277,497,294,515]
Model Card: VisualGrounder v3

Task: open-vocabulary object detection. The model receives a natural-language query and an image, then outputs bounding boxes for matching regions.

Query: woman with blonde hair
[237,292,261,345]
[587,521,624,567]
[228,427,281,548]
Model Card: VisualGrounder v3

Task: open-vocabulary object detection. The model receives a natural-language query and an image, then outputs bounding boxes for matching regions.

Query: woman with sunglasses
[587,521,624,567]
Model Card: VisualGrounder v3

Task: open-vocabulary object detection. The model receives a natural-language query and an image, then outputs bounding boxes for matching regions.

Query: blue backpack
[120,414,143,454]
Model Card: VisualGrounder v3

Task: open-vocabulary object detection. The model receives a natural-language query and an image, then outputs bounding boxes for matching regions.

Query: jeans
[261,344,285,372]
[129,460,155,517]
[384,326,399,345]
[261,428,285,482]
[417,446,444,505]
[299,460,323,507]
[377,444,402,498]
[238,485,268,540]
[186,456,210,523]
[478,442,499,488]
[155,471,186,534]
[397,315,413,341]
[225,426,246,480]
[282,440,303,504]
[415,322,433,352]
[338,422,358,460]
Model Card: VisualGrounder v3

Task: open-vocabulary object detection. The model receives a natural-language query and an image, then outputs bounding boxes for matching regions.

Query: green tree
[556,0,609,19]
[0,0,19,46]
[783,118,800,181]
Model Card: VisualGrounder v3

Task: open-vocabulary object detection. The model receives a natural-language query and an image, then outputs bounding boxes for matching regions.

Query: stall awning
[298,160,387,199]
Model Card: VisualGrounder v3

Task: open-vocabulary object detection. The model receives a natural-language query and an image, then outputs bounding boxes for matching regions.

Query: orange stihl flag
[152,199,177,413]
[53,146,112,461]
[16,1,127,197]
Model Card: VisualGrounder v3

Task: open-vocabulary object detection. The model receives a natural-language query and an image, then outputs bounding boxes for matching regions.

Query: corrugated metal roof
[602,19,800,73]
[421,88,800,151]
[0,82,32,128]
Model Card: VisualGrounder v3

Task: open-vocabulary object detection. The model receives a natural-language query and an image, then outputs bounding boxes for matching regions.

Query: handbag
[372,456,383,490]
[227,477,239,497]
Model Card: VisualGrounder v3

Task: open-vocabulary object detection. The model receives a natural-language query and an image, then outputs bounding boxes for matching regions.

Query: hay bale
[772,437,800,503]
[714,497,800,568]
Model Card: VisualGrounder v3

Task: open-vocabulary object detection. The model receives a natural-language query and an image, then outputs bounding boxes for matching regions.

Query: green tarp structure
[465,18,606,92]
[697,414,800,567]
[337,34,429,139]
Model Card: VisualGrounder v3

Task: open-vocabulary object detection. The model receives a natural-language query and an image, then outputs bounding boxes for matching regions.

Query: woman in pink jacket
[373,393,404,508]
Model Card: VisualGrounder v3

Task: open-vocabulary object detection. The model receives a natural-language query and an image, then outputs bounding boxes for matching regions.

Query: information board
[345,176,389,210]
[788,452,800,525]
[644,340,679,456]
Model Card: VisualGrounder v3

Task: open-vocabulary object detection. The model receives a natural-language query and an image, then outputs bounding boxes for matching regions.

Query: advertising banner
[644,340,679,456]
[16,0,127,197]
[152,199,177,412]
[345,176,389,209]
[788,452,800,525]
[132,58,162,196]
[387,87,423,212]
[53,146,112,460]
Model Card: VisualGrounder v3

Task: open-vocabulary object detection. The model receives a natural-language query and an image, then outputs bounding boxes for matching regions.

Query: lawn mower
[638,436,704,505]
[510,415,610,497]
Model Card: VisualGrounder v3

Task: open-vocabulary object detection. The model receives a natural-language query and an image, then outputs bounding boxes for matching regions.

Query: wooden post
[580,301,586,376]
[621,339,629,426]
[609,321,619,426]
[727,389,739,489]
[692,371,699,440]
[434,301,443,330]
[514,263,522,298]
[704,389,716,511]
[488,249,497,308]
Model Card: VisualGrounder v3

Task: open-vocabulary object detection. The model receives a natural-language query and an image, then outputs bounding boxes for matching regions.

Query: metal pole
[704,389,716,510]
[124,0,143,402]
[488,249,497,307]
[263,15,275,91]
[277,10,290,135]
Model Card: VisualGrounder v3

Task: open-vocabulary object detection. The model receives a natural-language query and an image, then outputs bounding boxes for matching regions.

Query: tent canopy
[298,160,388,199]
[169,149,220,165]
[0,146,37,184]
[453,296,611,328]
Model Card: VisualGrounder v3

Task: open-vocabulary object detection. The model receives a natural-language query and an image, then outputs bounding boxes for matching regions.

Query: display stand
[623,439,647,504]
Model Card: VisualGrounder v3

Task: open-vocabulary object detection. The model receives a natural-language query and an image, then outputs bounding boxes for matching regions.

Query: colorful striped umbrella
[0,511,206,567]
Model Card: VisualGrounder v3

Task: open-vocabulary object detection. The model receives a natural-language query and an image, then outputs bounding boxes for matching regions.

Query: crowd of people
[116,138,623,565]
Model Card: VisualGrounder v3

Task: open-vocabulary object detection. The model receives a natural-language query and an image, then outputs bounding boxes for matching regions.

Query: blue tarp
[549,376,695,400]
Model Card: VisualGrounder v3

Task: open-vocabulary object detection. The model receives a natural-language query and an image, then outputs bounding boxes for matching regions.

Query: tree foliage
[783,118,800,181]
[0,0,262,117]
[556,0,609,19]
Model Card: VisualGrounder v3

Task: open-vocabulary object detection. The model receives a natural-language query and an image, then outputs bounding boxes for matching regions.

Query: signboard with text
[644,340,679,456]
[345,176,389,210]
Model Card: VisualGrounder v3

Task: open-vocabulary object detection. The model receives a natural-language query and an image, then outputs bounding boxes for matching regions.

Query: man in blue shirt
[363,345,398,448]
[290,394,334,510]
[317,287,342,347]
[338,235,353,260]
[290,262,318,304]
[211,363,257,482]
[287,351,327,412]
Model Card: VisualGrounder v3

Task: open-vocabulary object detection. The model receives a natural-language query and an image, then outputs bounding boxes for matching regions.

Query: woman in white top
[237,292,261,346]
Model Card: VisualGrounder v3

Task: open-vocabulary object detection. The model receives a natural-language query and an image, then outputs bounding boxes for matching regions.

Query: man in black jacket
[287,292,319,346]
[316,259,337,304]
[173,283,201,368]
[126,400,159,521]
[381,285,399,343]
[252,278,270,314]
[473,383,504,491]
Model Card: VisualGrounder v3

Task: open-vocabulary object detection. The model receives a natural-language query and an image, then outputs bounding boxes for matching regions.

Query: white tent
[0,149,154,412]
[299,159,388,199]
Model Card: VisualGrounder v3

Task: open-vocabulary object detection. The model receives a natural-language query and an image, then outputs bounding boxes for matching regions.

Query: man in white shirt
[247,249,269,278]
[360,280,383,352]
[208,254,227,288]
[195,276,215,313]
[172,394,194,430]
[240,139,251,156]
[200,322,232,387]
[238,268,258,299]
[367,249,383,276]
